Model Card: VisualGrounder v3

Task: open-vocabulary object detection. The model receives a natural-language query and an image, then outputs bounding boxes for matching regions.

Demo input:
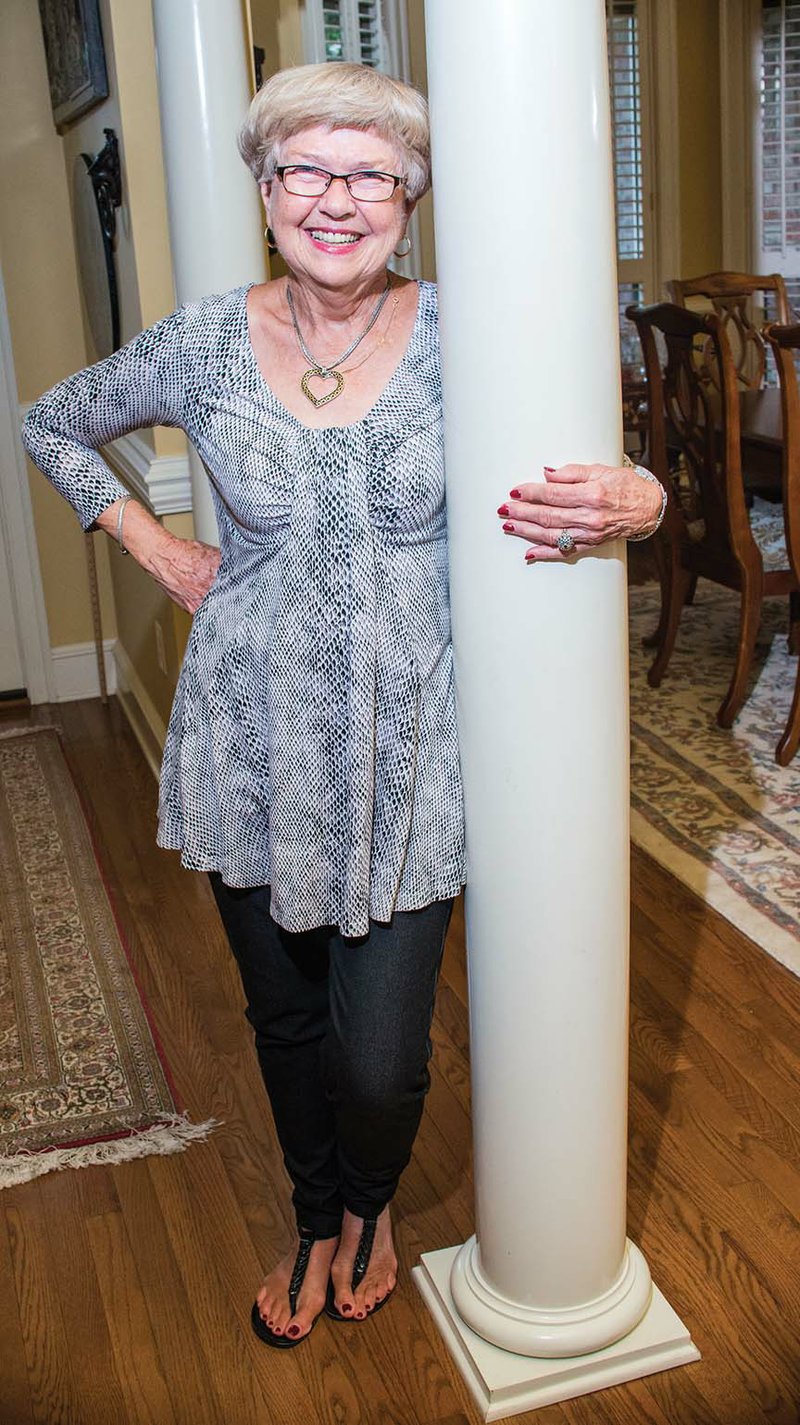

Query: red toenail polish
[288,1325,300,1337]
[510,488,521,498]
[342,1303,352,1313]
[502,521,514,533]
[497,503,509,516]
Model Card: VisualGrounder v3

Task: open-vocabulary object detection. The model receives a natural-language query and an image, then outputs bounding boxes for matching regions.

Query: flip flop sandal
[251,1227,321,1348]
[325,1217,395,1322]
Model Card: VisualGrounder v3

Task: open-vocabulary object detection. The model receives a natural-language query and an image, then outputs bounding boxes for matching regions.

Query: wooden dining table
[736,387,784,496]
[626,376,785,495]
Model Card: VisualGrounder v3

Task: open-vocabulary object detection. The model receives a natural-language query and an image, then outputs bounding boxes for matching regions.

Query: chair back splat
[667,270,790,391]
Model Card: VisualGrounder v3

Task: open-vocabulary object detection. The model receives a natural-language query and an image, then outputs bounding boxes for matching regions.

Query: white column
[412,2,699,1417]
[152,0,267,542]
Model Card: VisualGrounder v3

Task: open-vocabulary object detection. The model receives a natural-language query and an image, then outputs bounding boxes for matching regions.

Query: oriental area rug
[628,582,800,978]
[0,727,215,1188]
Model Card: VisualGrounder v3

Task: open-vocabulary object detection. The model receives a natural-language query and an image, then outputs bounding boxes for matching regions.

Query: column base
[451,1234,654,1357]
[412,1245,700,1424]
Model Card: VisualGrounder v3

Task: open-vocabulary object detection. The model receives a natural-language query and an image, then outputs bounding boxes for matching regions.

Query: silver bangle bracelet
[622,454,667,542]
[116,495,132,555]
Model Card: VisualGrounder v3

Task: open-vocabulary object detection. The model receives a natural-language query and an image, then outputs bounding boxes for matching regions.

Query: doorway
[0,263,52,704]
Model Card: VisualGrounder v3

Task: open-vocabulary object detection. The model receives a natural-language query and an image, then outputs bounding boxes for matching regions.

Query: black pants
[210,875,453,1238]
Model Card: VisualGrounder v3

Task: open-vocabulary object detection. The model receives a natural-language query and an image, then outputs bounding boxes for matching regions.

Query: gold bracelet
[622,454,667,542]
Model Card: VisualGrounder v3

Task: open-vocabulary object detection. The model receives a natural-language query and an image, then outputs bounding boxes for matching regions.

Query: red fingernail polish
[502,521,514,533]
[510,488,521,498]
[544,466,555,473]
[497,503,509,516]
[525,552,536,562]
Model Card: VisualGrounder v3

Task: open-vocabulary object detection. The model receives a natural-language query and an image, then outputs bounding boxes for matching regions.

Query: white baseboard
[51,639,118,702]
[112,640,166,782]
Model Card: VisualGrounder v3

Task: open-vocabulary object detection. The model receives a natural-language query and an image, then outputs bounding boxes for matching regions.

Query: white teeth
[309,230,360,245]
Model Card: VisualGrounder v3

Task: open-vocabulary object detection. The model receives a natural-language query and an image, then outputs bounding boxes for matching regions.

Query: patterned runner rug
[0,727,214,1188]
[629,582,800,976]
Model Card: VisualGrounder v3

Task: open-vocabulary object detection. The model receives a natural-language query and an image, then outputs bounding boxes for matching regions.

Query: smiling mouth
[307,229,362,247]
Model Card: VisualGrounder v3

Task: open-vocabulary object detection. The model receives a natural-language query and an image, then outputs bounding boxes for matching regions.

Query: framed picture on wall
[37,0,109,131]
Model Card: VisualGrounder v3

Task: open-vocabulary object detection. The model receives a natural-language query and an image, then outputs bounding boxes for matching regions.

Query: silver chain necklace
[286,280,392,408]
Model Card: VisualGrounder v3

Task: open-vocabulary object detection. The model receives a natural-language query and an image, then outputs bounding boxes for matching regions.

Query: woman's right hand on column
[96,497,221,614]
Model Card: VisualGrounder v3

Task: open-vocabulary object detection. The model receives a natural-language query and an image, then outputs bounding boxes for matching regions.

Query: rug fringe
[0,1115,219,1189]
[0,724,60,743]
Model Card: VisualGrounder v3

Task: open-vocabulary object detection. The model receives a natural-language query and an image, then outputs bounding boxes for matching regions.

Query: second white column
[152,0,267,542]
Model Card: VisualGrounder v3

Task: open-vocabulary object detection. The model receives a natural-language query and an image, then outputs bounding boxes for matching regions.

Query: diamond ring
[556,530,577,556]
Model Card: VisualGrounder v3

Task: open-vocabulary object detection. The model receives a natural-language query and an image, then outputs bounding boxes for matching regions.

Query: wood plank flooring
[1,698,798,1425]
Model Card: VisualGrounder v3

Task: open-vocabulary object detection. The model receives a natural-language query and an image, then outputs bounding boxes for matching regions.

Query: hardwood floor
[2,698,798,1425]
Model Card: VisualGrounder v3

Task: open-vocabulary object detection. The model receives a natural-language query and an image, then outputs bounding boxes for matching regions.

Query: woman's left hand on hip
[497,463,663,561]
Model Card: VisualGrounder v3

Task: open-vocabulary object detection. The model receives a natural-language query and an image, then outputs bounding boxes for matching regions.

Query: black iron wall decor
[254,46,266,91]
[73,129,122,357]
[38,0,109,131]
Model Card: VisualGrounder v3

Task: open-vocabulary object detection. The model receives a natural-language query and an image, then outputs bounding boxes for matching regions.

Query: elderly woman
[22,62,664,1349]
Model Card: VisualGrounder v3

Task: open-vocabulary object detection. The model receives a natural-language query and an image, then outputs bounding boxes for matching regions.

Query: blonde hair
[238,63,431,201]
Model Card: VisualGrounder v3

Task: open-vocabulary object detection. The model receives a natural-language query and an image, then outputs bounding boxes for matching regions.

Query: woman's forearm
[96,497,174,571]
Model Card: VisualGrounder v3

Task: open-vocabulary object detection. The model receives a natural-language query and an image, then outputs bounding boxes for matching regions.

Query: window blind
[761,0,800,256]
[607,0,645,263]
[323,1,344,61]
[321,0,385,68]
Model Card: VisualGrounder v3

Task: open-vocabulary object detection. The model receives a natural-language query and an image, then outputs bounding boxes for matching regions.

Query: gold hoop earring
[264,225,277,254]
[393,234,412,259]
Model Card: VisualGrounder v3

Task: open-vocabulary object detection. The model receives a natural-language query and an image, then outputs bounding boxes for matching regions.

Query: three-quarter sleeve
[21,307,188,531]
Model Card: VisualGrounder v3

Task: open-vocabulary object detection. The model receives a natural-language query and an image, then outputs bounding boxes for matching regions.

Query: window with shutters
[757,0,800,316]
[606,0,656,371]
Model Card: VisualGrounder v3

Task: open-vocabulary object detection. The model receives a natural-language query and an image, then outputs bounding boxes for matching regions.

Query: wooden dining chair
[763,321,800,764]
[627,301,799,730]
[666,271,790,391]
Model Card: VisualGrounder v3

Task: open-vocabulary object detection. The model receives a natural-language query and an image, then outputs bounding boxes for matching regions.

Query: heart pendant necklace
[286,279,392,407]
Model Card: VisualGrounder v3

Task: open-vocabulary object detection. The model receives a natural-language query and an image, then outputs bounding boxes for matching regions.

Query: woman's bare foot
[329,1205,398,1319]
[255,1233,339,1341]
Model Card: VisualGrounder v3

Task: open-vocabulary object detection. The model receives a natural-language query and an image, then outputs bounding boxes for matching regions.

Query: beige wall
[0,0,115,649]
[250,0,282,72]
[1,0,190,718]
[90,0,191,719]
[675,0,723,277]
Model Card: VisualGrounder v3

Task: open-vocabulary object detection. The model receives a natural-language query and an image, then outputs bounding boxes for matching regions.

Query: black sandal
[324,1217,395,1322]
[251,1227,322,1348]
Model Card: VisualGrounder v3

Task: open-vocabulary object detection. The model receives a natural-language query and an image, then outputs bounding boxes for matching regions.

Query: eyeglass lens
[280,166,397,201]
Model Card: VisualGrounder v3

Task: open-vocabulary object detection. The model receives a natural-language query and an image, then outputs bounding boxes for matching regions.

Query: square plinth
[413,1246,700,1423]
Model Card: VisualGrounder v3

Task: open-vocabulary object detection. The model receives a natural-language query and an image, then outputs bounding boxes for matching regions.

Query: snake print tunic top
[22,281,466,936]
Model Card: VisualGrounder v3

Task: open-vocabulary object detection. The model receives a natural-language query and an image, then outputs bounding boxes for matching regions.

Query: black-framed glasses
[275,165,402,202]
